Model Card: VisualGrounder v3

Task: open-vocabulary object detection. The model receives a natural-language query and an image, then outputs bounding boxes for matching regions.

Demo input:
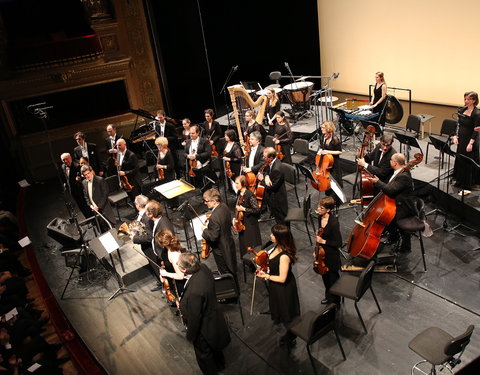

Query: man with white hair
[115,138,142,198]
[60,152,91,218]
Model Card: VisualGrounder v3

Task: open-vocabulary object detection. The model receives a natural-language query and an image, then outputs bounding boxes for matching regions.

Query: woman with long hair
[266,88,281,135]
[156,229,185,297]
[222,129,243,179]
[273,111,293,164]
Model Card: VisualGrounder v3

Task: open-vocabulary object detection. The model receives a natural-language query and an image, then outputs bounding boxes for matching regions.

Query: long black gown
[452,107,480,189]
[319,134,343,203]
[236,189,262,257]
[273,123,292,165]
[268,250,300,325]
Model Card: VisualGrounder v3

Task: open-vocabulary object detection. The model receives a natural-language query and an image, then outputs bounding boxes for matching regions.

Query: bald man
[116,138,143,198]
[60,153,92,218]
[105,124,121,177]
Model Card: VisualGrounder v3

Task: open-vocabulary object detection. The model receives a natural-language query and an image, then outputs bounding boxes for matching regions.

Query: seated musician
[184,125,213,187]
[370,153,414,253]
[244,110,267,145]
[222,129,243,180]
[242,131,265,175]
[202,108,221,152]
[357,133,396,183]
[273,111,293,164]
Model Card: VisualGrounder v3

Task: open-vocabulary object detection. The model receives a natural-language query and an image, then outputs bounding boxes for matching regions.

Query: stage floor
[24,160,480,374]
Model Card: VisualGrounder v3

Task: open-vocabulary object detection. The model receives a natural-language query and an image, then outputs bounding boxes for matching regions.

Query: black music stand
[296,163,316,193]
[428,136,455,190]
[361,119,382,135]
[394,132,422,161]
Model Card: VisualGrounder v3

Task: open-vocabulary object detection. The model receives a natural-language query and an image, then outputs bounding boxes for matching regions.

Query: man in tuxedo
[242,131,265,175]
[258,147,288,225]
[178,253,230,375]
[115,138,143,198]
[357,133,396,183]
[73,131,103,176]
[104,124,121,177]
[202,188,237,277]
[60,153,92,219]
[372,153,414,252]
[155,110,178,147]
[81,165,116,229]
[185,125,214,187]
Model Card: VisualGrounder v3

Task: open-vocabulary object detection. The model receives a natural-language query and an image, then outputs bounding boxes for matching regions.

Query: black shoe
[150,285,162,292]
[321,298,329,304]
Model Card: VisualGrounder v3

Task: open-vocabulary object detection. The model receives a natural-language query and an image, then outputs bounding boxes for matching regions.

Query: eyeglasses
[203,199,210,203]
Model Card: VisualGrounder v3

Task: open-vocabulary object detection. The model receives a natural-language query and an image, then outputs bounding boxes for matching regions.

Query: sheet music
[191,214,208,241]
[99,231,120,254]
[329,176,347,203]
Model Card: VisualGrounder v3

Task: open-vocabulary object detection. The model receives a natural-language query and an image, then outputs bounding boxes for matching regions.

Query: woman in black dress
[452,91,480,195]
[370,71,387,118]
[316,120,343,202]
[202,108,221,156]
[155,137,175,183]
[233,175,262,257]
[244,109,267,145]
[156,229,186,298]
[266,88,281,136]
[273,111,293,164]
[256,224,300,349]
[222,129,243,180]
[314,196,341,304]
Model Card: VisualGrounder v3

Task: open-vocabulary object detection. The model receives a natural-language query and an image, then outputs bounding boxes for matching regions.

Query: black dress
[223,142,243,179]
[319,134,343,203]
[452,107,480,189]
[245,121,267,145]
[236,189,262,257]
[267,100,281,136]
[273,123,293,165]
[268,250,300,324]
[156,149,176,183]
[372,83,387,124]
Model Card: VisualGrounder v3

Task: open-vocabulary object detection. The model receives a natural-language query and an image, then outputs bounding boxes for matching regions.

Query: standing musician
[104,124,121,177]
[273,111,293,164]
[233,176,262,257]
[155,110,178,147]
[357,133,396,183]
[222,129,243,180]
[60,153,92,219]
[266,88,281,136]
[370,153,414,253]
[115,138,143,198]
[178,253,231,375]
[314,196,341,305]
[180,118,192,148]
[257,147,288,225]
[316,120,343,201]
[242,131,265,175]
[202,109,222,153]
[244,109,267,145]
[73,131,103,176]
[370,71,388,124]
[154,137,175,183]
[156,229,186,297]
[184,125,213,188]
[201,188,237,277]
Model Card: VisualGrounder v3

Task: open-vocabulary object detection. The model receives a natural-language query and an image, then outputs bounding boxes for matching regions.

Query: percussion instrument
[283,81,314,103]
[256,87,283,96]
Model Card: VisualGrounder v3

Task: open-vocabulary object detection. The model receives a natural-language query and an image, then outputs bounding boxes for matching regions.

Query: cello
[347,153,423,260]
[311,153,334,191]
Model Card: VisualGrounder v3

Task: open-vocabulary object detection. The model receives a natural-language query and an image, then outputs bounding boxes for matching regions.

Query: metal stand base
[108,286,135,301]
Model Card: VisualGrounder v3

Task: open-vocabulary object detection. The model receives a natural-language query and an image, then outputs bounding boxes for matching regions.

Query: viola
[188,159,197,177]
[241,149,256,189]
[157,151,165,180]
[159,261,176,304]
[247,246,269,272]
[275,144,284,160]
[211,144,219,157]
[311,153,334,191]
[225,161,233,178]
[313,228,329,275]
[201,214,212,259]
[233,194,246,232]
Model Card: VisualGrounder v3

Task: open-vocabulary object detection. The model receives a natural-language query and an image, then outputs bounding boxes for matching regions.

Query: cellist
[313,196,341,305]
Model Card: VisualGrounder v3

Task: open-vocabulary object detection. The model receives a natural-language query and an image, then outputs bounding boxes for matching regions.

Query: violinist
[317,121,343,201]
[155,110,178,147]
[222,129,243,180]
[184,125,213,188]
[266,88,281,136]
[202,188,237,277]
[357,133,396,184]
[156,229,186,297]
[154,137,175,183]
[115,138,143,198]
[202,108,221,153]
[180,118,191,148]
[104,124,120,177]
[242,131,264,174]
[233,176,262,257]
[314,197,341,305]
[256,224,300,350]
[273,111,293,164]
[244,110,267,145]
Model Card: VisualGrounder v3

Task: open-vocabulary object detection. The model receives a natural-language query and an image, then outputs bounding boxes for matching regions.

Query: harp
[228,85,268,147]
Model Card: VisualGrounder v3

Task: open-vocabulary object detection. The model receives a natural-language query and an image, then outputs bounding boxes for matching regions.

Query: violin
[201,214,211,259]
[188,159,197,177]
[233,194,246,232]
[159,261,176,303]
[313,228,329,275]
[225,160,233,178]
[251,160,271,208]
[273,129,290,161]
[157,151,165,180]
[114,151,134,191]
[211,144,219,157]
[247,246,268,272]
[311,153,334,192]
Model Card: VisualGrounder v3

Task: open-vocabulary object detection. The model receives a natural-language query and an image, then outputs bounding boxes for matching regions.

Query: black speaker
[46,217,81,247]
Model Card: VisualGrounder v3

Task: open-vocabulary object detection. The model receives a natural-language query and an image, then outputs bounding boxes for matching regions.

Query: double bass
[347,153,423,260]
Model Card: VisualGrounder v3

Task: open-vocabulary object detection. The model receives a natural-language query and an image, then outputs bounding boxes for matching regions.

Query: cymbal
[385,95,403,124]
[295,76,311,81]
[318,96,338,103]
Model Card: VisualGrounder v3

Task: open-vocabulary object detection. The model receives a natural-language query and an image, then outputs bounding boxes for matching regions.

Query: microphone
[233,65,239,71]
[284,62,290,69]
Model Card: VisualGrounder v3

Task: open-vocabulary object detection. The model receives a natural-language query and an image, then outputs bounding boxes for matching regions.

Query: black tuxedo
[180,263,230,374]
[74,142,102,175]
[184,137,212,165]
[202,203,237,275]
[364,144,397,183]
[155,121,178,148]
[82,175,116,224]
[201,120,221,145]
[246,145,265,174]
[104,134,121,177]
[61,162,91,218]
[264,158,288,224]
[119,149,143,197]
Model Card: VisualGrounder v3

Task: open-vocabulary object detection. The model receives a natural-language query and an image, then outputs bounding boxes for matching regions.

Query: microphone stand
[219,65,238,128]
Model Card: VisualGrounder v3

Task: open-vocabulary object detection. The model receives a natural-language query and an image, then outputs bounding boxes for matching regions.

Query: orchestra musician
[370,153,414,253]
[178,252,231,375]
[266,88,281,136]
[156,229,186,297]
[184,125,214,188]
[201,188,237,277]
[452,91,480,195]
[242,131,265,175]
[357,133,396,184]
[222,129,243,180]
[314,196,341,305]
[73,131,103,176]
[273,111,293,164]
[154,137,175,183]
[258,147,288,225]
[79,157,90,168]
[244,109,267,145]
[180,118,192,148]
[154,110,178,147]
[370,72,388,121]
[115,138,143,198]
[233,175,262,257]
[60,153,92,219]
[104,124,121,177]
[256,224,300,350]
[202,109,221,152]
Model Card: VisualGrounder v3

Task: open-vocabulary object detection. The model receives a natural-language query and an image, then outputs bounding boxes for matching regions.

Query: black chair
[409,325,474,375]
[425,119,457,165]
[329,260,381,333]
[281,162,300,207]
[288,303,346,374]
[405,114,422,138]
[214,272,244,326]
[396,197,427,271]
[284,194,313,245]
[104,175,129,221]
[291,138,310,165]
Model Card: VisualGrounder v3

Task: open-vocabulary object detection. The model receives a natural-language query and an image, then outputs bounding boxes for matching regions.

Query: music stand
[361,120,382,135]
[394,132,422,161]
[428,136,455,190]
[296,163,316,193]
